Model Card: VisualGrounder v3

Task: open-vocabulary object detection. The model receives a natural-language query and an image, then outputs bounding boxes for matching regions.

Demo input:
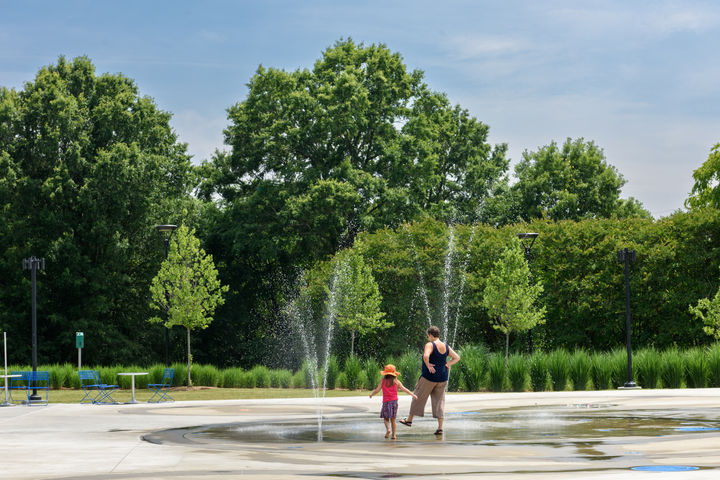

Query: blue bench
[148,368,174,403]
[8,371,29,404]
[27,371,49,406]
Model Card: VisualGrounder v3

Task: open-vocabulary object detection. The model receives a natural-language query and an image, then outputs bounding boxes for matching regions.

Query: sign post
[76,332,84,370]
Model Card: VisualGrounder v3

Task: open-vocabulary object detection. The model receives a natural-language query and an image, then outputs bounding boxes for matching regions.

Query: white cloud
[446,34,531,60]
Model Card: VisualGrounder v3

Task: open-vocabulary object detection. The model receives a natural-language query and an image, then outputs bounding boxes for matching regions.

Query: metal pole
[163,237,170,367]
[525,246,533,354]
[29,259,40,401]
[623,249,636,388]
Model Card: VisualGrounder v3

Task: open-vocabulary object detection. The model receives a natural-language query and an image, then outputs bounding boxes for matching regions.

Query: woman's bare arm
[423,342,436,373]
[446,345,460,368]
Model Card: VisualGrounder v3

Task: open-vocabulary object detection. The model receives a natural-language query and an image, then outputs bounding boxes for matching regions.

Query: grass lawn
[40,387,372,404]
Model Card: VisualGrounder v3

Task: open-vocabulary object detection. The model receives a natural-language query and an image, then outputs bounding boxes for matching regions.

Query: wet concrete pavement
[1,389,720,479]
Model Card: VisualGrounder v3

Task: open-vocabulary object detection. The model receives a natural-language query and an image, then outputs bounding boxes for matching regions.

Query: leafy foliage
[687,144,720,209]
[149,225,228,386]
[482,239,546,358]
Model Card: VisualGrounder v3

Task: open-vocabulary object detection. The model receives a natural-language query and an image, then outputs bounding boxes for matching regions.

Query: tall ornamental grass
[459,345,488,392]
[193,364,222,387]
[635,348,661,389]
[569,350,591,390]
[291,368,306,388]
[660,349,684,389]
[447,368,464,392]
[344,356,364,390]
[547,350,570,391]
[171,362,188,387]
[270,369,293,388]
[222,367,245,388]
[707,343,720,388]
[507,354,528,392]
[591,353,613,390]
[683,348,707,388]
[364,359,381,390]
[398,352,421,388]
[487,353,506,392]
[529,352,549,392]
[609,349,628,388]
[324,355,340,390]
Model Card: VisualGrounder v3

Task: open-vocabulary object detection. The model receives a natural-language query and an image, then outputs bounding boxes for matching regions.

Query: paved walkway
[1,389,719,479]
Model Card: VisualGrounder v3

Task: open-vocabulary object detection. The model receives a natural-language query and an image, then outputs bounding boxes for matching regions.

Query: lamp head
[154,224,177,234]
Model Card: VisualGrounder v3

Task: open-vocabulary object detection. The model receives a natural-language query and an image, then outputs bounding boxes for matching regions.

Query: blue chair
[26,371,49,406]
[79,370,101,404]
[148,368,174,403]
[92,370,119,404]
[8,371,29,404]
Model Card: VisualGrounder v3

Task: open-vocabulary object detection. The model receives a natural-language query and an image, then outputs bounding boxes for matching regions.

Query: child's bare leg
[384,418,391,438]
[391,418,397,439]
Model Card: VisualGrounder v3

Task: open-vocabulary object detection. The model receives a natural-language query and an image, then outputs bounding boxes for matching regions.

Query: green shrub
[67,366,82,389]
[171,362,188,387]
[447,368,464,391]
[47,364,74,389]
[250,365,271,388]
[364,359,381,390]
[148,364,166,385]
[323,355,340,390]
[239,370,256,388]
[568,350,591,391]
[97,365,122,387]
[459,345,488,392]
[270,369,293,388]
[660,349,684,389]
[591,353,612,390]
[529,352,549,392]
[684,348,707,388]
[191,364,221,387]
[707,343,720,387]
[336,372,348,389]
[291,369,306,388]
[357,370,368,390]
[609,349,628,388]
[547,350,570,391]
[344,356,363,390]
[222,367,245,388]
[507,354,528,392]
[635,348,661,389]
[301,360,319,389]
[398,351,421,387]
[487,353,506,392]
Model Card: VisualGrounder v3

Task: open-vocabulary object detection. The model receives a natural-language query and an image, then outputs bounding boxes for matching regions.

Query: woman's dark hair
[384,374,396,387]
[427,326,440,338]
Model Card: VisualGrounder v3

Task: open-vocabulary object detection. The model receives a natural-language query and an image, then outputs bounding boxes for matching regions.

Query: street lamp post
[617,248,639,389]
[154,224,177,366]
[22,256,45,401]
[516,233,539,354]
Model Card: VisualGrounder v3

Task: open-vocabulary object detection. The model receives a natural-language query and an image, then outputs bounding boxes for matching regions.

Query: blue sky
[2,0,720,217]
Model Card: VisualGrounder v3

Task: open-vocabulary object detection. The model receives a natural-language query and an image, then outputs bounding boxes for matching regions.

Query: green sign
[76,332,84,349]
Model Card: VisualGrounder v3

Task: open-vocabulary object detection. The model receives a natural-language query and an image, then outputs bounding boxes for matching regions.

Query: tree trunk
[187,327,192,387]
[350,330,355,358]
[505,333,510,362]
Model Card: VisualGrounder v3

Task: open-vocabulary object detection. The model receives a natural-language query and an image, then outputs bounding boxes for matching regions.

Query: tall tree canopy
[199,39,508,365]
[0,56,195,364]
[687,143,720,210]
[508,138,649,222]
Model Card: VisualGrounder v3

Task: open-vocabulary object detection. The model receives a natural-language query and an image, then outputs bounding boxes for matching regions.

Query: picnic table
[0,373,21,407]
[118,372,148,404]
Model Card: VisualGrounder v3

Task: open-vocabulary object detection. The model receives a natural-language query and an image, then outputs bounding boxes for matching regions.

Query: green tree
[481,239,546,359]
[511,138,650,222]
[332,249,391,356]
[0,56,194,364]
[199,38,507,365]
[149,225,228,386]
[689,270,720,340]
[687,143,720,209]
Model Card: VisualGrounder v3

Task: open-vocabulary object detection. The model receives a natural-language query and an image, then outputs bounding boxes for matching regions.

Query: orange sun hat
[380,364,400,376]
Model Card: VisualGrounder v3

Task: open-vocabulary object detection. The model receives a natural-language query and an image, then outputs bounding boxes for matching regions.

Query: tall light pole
[617,247,639,389]
[516,232,538,354]
[154,224,177,366]
[22,256,45,401]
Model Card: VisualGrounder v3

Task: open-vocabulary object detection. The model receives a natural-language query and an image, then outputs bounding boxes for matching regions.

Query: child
[369,364,417,439]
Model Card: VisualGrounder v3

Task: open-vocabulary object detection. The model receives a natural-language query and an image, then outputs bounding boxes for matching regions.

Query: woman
[399,325,460,435]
